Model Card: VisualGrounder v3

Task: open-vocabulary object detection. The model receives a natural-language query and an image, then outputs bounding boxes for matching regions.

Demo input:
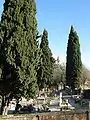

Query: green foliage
[52,63,66,87]
[66,26,82,90]
[37,29,55,89]
[0,0,39,103]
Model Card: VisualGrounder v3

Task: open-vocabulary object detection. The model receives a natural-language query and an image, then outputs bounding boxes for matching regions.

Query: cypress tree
[37,29,55,89]
[0,0,38,115]
[66,26,82,91]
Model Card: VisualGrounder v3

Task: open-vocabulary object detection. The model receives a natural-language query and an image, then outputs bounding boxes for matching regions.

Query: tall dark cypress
[37,29,55,89]
[66,26,82,91]
[0,0,38,115]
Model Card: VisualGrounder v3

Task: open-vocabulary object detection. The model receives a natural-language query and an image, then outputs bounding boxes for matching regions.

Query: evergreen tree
[52,63,66,88]
[66,26,82,91]
[37,29,55,89]
[0,0,38,115]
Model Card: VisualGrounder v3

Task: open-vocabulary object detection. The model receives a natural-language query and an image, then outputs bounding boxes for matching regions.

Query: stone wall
[2,111,89,120]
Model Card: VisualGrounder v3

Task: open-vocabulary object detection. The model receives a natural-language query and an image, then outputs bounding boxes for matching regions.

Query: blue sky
[0,0,90,69]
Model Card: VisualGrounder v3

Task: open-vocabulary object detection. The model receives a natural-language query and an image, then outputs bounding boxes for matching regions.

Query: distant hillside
[82,65,90,89]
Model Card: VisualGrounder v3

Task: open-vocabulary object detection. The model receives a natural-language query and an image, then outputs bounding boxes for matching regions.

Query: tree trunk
[0,96,10,115]
[4,99,9,116]
[15,100,19,113]
[0,96,4,115]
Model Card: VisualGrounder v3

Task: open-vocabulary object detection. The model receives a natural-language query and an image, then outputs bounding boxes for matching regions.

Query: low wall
[2,111,89,120]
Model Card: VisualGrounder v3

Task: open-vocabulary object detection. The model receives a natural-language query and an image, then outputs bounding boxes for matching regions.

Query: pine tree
[37,29,55,90]
[0,0,38,115]
[66,26,82,91]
